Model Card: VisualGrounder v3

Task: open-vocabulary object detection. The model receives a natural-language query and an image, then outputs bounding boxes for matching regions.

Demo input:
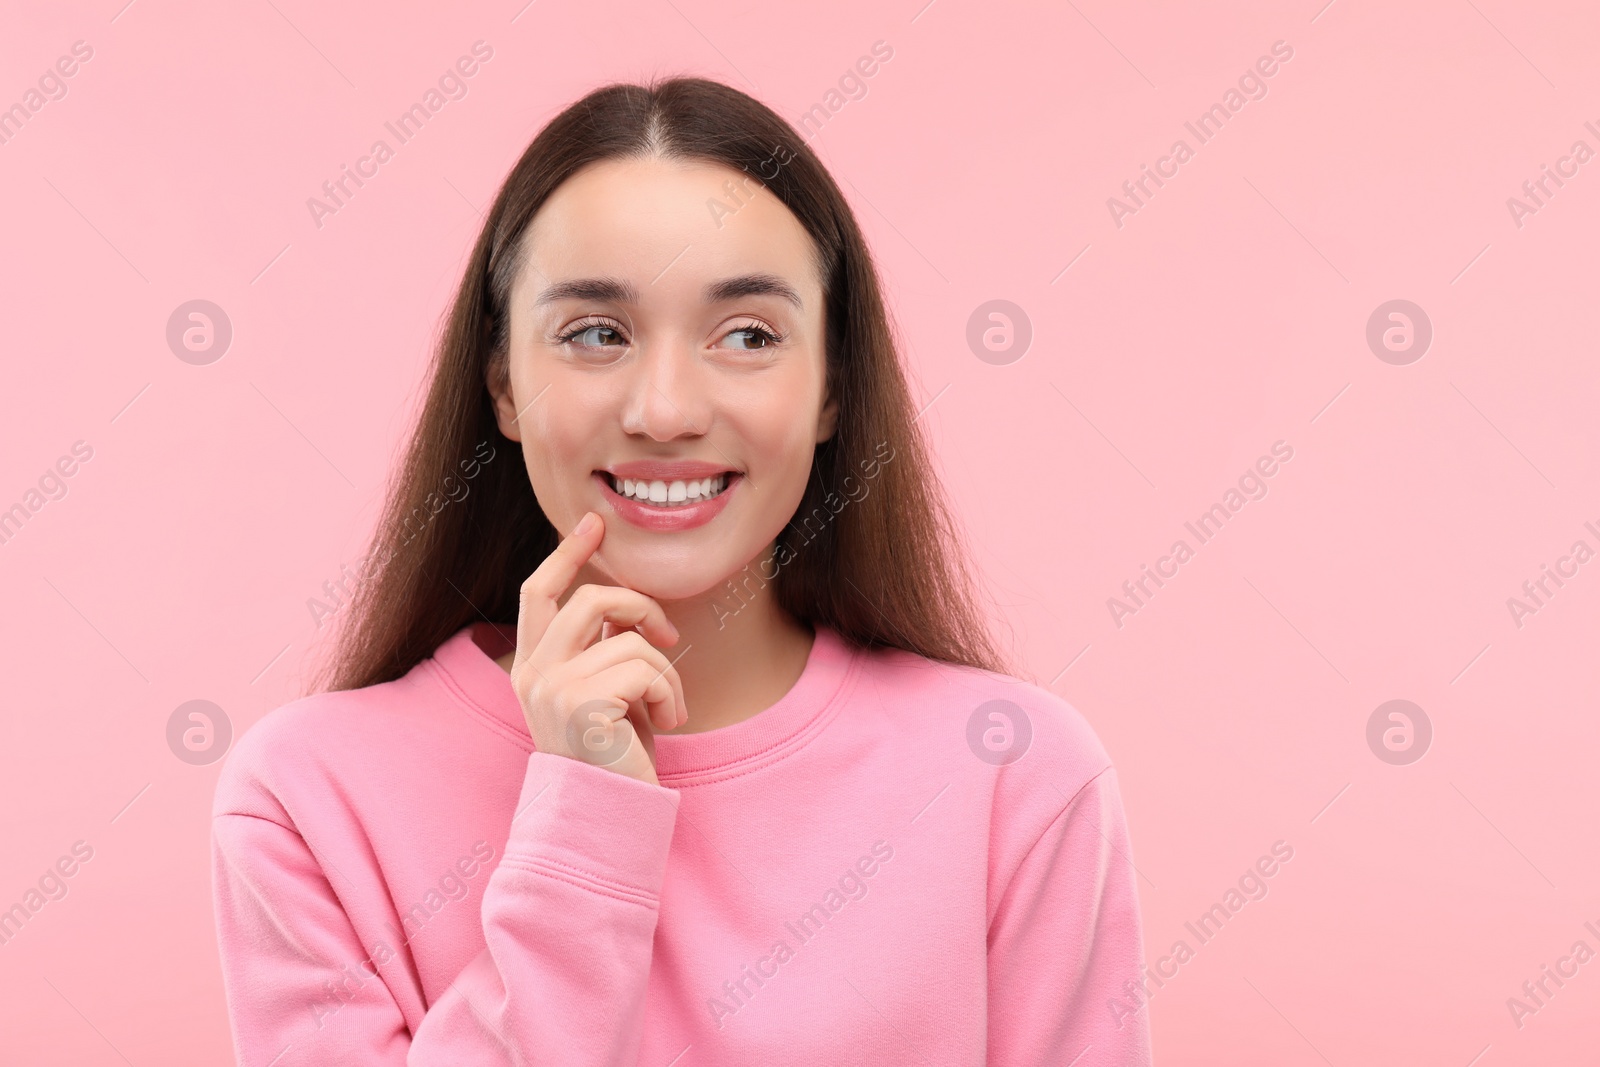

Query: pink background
[2,0,1597,1062]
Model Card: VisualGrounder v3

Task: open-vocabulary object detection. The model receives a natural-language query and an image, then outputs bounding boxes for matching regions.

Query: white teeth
[609,473,730,507]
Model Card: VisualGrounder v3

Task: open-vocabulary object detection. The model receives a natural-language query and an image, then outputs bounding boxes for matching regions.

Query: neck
[653,562,814,734]
[497,542,815,734]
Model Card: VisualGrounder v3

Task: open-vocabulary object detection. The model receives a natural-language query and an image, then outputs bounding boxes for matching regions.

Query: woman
[211,76,1152,1065]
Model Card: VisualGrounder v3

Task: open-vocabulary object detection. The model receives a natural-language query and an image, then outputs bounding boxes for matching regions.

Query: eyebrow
[535,272,803,310]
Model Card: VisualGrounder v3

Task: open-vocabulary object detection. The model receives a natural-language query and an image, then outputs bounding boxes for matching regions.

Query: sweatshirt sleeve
[985,765,1153,1066]
[211,751,681,1066]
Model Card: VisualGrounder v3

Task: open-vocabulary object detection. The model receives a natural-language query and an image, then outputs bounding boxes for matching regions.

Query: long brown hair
[312,75,1011,694]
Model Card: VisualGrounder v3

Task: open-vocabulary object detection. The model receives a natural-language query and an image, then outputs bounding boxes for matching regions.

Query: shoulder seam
[989,762,1117,935]
[213,809,299,836]
[1022,762,1116,864]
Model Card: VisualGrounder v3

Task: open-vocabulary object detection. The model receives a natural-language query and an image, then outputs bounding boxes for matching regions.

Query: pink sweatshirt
[211,622,1152,1065]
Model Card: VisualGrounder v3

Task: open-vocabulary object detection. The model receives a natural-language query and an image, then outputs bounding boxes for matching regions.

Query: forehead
[515,155,823,306]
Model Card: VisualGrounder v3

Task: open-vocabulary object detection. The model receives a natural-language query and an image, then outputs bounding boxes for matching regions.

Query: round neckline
[427,620,860,784]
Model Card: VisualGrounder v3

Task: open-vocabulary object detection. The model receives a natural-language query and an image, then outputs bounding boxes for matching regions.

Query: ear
[815,383,840,443]
[487,361,524,443]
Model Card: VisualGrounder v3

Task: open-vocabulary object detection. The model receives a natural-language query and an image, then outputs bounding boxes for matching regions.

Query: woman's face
[490,155,838,602]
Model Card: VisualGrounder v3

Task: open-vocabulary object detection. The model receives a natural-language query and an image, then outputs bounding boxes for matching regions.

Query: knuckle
[621,630,665,664]
[513,669,543,704]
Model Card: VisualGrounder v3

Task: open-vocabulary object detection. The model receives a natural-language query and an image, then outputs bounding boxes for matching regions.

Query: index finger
[515,511,604,665]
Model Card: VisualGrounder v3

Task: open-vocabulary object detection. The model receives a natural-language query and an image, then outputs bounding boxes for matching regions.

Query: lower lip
[595,473,740,532]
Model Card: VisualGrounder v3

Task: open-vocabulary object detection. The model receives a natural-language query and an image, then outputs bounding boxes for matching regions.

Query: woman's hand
[508,511,687,786]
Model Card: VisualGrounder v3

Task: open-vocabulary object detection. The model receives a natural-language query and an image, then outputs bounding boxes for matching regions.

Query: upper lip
[599,460,740,481]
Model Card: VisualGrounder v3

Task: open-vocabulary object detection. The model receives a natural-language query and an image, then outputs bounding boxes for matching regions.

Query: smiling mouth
[600,471,738,508]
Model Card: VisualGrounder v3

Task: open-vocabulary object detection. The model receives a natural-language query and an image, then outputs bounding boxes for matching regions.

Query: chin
[593,551,738,604]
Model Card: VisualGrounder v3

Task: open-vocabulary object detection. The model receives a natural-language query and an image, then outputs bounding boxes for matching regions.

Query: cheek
[740,384,822,471]
[520,396,600,488]
[744,418,818,497]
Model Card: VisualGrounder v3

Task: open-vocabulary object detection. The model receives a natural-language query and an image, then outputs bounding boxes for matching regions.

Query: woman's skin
[485,155,840,780]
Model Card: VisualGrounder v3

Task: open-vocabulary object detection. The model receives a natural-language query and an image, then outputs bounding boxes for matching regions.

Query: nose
[619,338,712,443]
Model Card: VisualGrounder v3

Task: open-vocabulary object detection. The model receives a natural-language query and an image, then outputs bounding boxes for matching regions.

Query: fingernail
[573,513,597,536]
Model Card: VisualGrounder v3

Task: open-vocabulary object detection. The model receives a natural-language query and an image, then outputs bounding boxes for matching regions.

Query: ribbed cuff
[501,751,681,899]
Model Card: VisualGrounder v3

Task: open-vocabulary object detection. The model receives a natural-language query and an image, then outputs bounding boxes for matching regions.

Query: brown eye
[724,325,781,351]
[560,323,626,347]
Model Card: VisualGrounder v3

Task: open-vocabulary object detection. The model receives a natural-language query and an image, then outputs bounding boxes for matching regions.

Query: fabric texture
[211,621,1153,1064]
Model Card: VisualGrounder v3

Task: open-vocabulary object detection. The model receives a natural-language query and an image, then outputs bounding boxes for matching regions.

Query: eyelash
[554,317,784,351]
